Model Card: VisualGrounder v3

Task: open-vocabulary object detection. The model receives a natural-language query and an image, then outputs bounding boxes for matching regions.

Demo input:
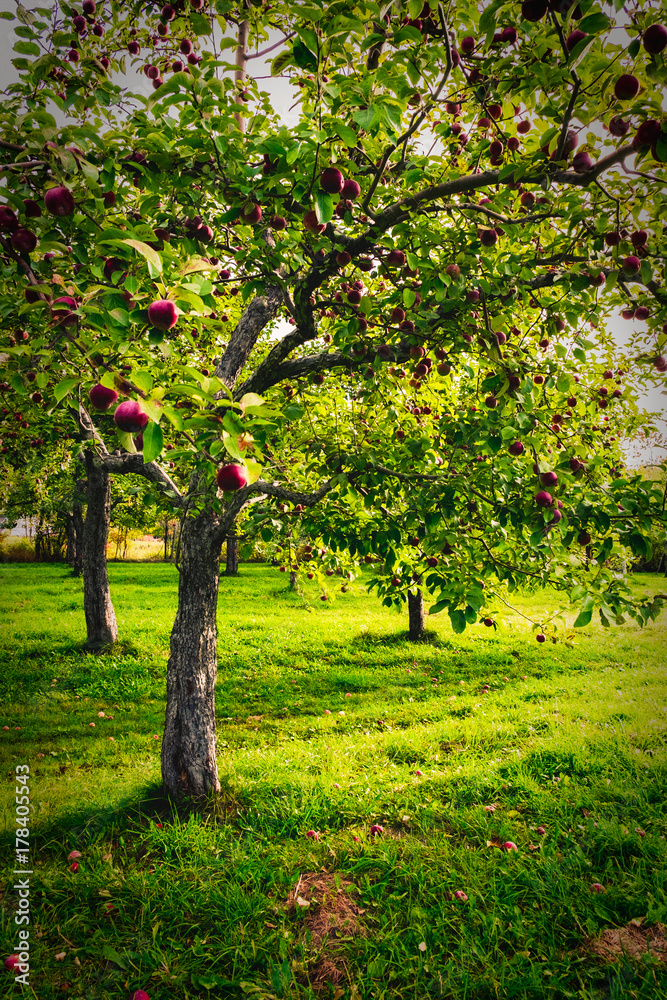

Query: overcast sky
[0,1,664,466]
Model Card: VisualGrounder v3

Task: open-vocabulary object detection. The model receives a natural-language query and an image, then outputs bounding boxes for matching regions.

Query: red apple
[566,29,587,50]
[0,205,18,231]
[148,299,178,330]
[11,228,37,253]
[88,384,118,410]
[577,530,591,545]
[304,210,325,234]
[503,841,518,851]
[643,24,667,54]
[131,992,151,1000]
[540,471,558,487]
[240,203,262,225]
[535,491,553,507]
[517,120,531,134]
[608,115,629,137]
[386,249,405,266]
[572,151,592,172]
[369,824,384,837]
[630,229,647,247]
[614,74,640,101]
[590,883,605,893]
[216,463,248,491]
[45,185,75,217]
[4,955,22,972]
[480,229,498,247]
[446,263,461,279]
[621,255,640,274]
[521,0,548,21]
[320,167,344,194]
[508,441,524,456]
[114,400,148,433]
[336,251,351,266]
[634,120,661,148]
[23,198,42,218]
[340,178,361,200]
[460,35,475,53]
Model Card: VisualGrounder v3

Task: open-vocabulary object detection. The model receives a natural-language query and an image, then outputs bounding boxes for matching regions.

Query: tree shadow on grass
[351,628,454,649]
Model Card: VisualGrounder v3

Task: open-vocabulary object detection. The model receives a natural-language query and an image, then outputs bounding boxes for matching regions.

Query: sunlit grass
[1,563,666,999]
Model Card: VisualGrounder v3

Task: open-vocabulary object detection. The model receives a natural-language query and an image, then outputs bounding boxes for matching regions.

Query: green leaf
[353,106,376,129]
[142,420,163,463]
[627,37,640,59]
[448,608,467,634]
[271,47,294,76]
[315,190,333,224]
[54,377,80,402]
[122,239,162,274]
[13,40,40,55]
[333,121,358,147]
[142,397,163,423]
[101,946,127,969]
[132,371,154,393]
[577,13,610,33]
[573,593,594,628]
[292,39,317,71]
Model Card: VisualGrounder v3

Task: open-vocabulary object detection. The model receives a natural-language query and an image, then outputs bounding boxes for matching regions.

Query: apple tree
[0,0,666,796]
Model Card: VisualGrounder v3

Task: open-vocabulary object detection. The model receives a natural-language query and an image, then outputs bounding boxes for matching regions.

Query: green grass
[1,563,667,1000]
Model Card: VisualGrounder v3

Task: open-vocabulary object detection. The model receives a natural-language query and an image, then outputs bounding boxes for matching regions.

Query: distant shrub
[0,536,36,562]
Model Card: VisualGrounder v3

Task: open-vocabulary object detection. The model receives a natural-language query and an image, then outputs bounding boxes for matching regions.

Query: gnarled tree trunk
[161,511,223,798]
[225,534,239,576]
[83,451,118,648]
[408,588,426,641]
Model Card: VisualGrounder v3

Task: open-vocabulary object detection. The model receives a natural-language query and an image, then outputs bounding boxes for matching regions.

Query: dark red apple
[446,263,461,279]
[614,74,640,101]
[240,203,262,225]
[130,992,151,1000]
[566,29,587,50]
[577,530,591,545]
[179,38,193,55]
[508,441,524,455]
[480,229,498,247]
[621,255,640,274]
[4,955,22,972]
[391,306,405,322]
[535,491,553,507]
[114,400,148,433]
[634,306,650,320]
[521,0,548,20]
[634,119,661,148]
[89,384,119,410]
[304,210,325,234]
[460,35,475,53]
[340,178,361,200]
[630,229,647,247]
[128,40,140,54]
[517,120,531,134]
[216,463,248,491]
[643,24,667,54]
[336,251,351,266]
[45,185,75,217]
[0,205,18,231]
[320,167,344,194]
[270,215,286,230]
[386,249,405,266]
[23,199,42,218]
[540,471,558,487]
[572,151,592,172]
[11,228,37,253]
[148,299,178,330]
[357,257,373,271]
[608,115,629,137]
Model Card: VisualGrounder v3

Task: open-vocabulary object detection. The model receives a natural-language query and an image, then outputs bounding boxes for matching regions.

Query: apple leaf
[142,419,163,463]
[161,404,183,430]
[54,377,80,402]
[116,429,136,453]
[292,39,317,71]
[245,458,263,485]
[573,594,594,628]
[353,106,377,129]
[142,397,163,423]
[333,121,358,147]
[448,608,467,634]
[118,239,162,274]
[315,190,334,224]
[132,370,154,393]
[577,13,610,33]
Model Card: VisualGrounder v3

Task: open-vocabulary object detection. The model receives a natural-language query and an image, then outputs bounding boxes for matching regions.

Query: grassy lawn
[1,562,666,1000]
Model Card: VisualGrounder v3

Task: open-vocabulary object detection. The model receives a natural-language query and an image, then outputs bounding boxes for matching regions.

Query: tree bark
[161,511,223,798]
[408,588,426,641]
[66,499,84,576]
[289,570,297,590]
[82,451,118,648]
[225,534,239,576]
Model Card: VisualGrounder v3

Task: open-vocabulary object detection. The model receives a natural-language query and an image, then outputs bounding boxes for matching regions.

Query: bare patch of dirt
[587,919,667,963]
[285,871,368,988]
